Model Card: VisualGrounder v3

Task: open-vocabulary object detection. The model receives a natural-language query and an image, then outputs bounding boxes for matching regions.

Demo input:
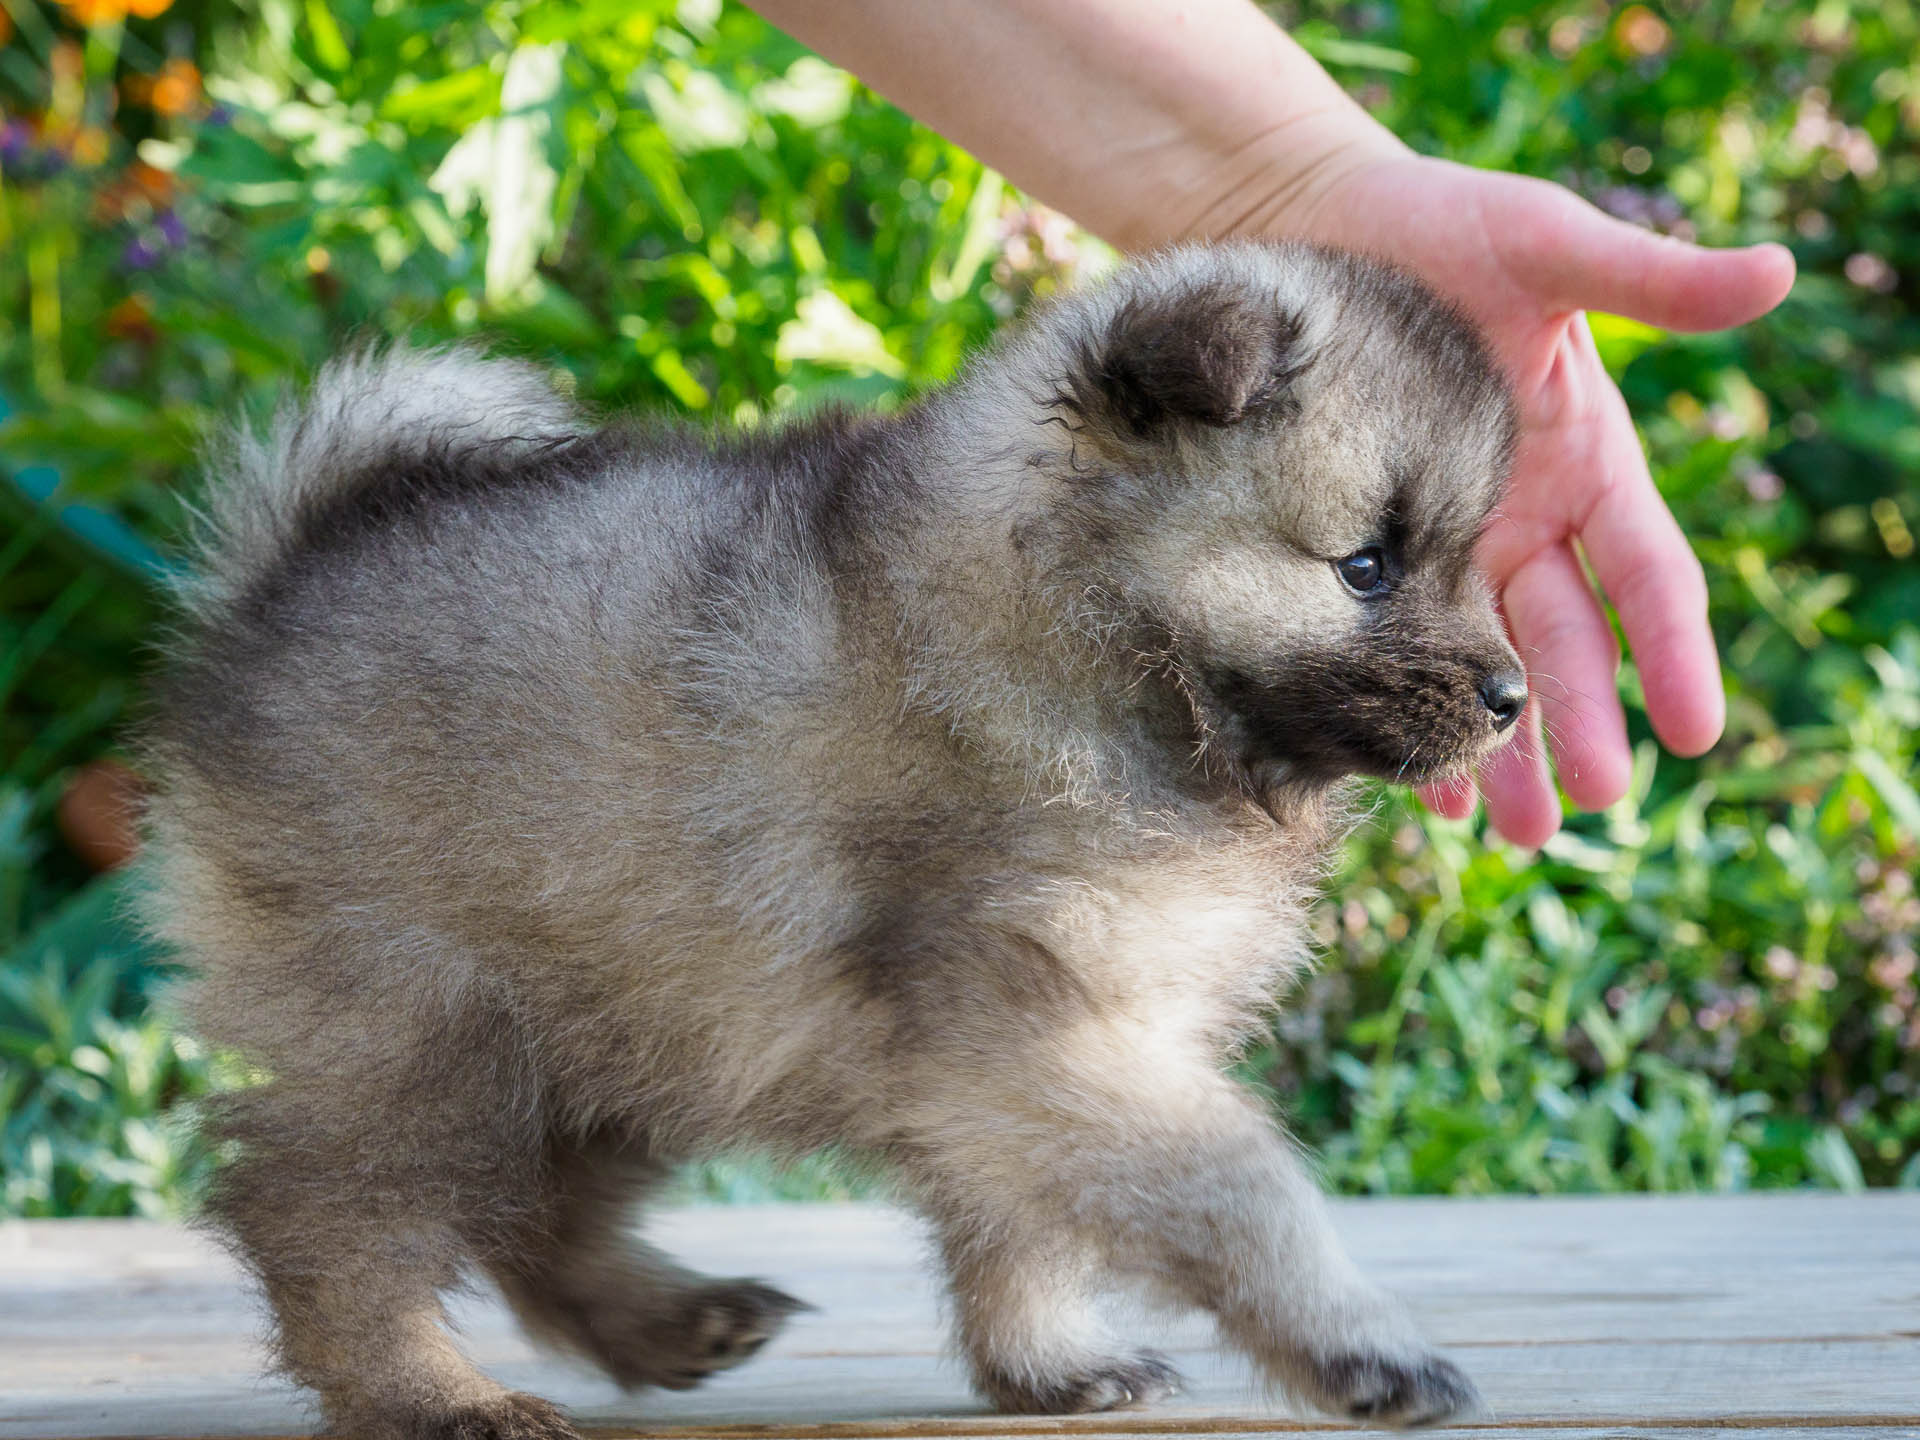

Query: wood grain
[3,1194,1916,1440]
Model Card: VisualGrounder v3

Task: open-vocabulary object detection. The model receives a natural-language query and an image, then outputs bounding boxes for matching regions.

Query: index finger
[1573,375,1725,758]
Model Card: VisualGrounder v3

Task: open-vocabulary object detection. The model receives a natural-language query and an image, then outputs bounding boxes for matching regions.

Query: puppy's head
[1026,243,1523,807]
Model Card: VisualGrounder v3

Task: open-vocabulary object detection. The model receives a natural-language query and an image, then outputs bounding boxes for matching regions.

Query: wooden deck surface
[2,1193,1916,1439]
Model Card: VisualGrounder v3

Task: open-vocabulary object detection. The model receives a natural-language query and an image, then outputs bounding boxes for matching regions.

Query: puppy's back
[140,350,862,1081]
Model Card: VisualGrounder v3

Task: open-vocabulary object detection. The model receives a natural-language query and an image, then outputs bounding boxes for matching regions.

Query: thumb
[1498,176,1796,332]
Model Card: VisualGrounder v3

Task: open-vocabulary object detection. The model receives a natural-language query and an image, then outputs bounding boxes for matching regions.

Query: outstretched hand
[1282,154,1795,846]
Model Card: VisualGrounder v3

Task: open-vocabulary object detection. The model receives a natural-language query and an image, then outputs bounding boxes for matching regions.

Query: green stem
[28,227,63,400]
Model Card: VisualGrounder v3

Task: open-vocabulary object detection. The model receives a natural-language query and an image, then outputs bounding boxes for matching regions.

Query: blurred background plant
[0,0,1914,1215]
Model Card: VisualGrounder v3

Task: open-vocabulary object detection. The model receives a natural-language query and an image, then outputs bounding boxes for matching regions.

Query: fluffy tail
[179,346,581,610]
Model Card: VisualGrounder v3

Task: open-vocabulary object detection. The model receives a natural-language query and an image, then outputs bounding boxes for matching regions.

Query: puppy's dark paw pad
[653,1279,808,1388]
[388,1391,581,1440]
[988,1349,1182,1414]
[1314,1349,1483,1429]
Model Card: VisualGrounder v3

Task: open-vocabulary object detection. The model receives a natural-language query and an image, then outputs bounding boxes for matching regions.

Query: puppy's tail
[178,345,581,610]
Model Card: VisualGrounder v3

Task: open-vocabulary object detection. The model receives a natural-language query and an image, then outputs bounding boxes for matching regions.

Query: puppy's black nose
[1479,671,1527,732]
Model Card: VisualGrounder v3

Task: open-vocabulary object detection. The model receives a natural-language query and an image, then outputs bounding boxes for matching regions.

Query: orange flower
[92,160,175,221]
[58,0,130,27]
[150,58,201,116]
[105,294,160,345]
[71,125,110,165]
[55,0,169,21]
[128,160,174,204]
[1614,5,1672,59]
[0,9,14,46]
[50,37,85,87]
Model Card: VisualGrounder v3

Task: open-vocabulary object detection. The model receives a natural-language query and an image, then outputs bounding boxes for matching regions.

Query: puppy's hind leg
[486,1138,807,1392]
[205,1075,578,1440]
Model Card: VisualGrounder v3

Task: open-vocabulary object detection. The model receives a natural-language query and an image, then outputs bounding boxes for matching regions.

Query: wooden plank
[2,1195,1917,1440]
[11,1335,1920,1435]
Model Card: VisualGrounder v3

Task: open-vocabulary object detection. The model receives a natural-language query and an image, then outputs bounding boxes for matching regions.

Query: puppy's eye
[1335,547,1386,594]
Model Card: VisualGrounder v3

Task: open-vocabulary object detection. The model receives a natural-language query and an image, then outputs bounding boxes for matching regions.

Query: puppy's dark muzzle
[1205,647,1525,799]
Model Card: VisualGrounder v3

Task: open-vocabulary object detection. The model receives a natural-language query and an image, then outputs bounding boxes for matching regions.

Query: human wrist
[1149,105,1408,250]
[1080,16,1407,252]
[748,0,1408,256]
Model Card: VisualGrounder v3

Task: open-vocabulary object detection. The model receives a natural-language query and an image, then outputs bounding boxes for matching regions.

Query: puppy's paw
[353,1390,581,1440]
[1307,1348,1484,1429]
[983,1349,1182,1414]
[641,1279,811,1391]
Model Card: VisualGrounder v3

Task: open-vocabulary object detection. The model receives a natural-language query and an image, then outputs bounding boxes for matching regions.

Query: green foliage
[0,853,209,1216]
[2,0,1915,1213]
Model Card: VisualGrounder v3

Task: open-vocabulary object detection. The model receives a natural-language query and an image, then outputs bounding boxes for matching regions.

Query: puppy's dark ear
[1069,281,1308,437]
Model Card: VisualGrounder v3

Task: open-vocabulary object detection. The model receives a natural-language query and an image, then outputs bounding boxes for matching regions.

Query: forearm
[744,0,1403,250]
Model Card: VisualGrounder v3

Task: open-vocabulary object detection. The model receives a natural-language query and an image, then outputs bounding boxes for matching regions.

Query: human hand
[742,1,1795,846]
[1278,153,1795,846]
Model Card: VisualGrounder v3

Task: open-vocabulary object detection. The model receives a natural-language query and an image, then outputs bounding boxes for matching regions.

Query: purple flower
[1,124,67,181]
[157,210,188,248]
[121,236,161,271]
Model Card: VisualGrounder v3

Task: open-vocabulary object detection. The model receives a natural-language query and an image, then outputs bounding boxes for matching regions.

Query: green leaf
[382,67,502,127]
[304,0,353,76]
[1590,312,1667,380]
[1804,1127,1865,1194]
[1853,748,1920,838]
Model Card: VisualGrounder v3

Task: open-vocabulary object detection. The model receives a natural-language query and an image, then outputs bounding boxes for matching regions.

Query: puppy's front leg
[913,1057,1480,1427]
[912,1174,1183,1414]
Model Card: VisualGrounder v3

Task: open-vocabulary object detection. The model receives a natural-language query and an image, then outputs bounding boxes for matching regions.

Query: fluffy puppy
[141,241,1524,1439]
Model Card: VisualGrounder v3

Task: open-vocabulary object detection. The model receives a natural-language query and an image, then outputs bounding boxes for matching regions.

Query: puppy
[141,241,1524,1439]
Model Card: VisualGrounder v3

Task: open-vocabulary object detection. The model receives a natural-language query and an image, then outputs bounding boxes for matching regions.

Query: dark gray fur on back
[142,242,1520,1440]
